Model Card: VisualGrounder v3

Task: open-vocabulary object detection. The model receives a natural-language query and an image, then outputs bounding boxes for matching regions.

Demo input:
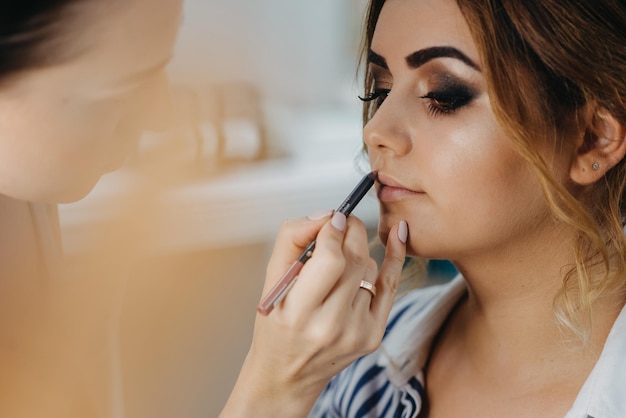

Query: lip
[376,172,424,202]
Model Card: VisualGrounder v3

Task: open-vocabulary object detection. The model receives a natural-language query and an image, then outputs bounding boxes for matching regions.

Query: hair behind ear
[0,0,89,82]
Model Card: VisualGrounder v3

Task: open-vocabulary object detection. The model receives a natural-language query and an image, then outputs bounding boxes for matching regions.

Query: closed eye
[420,87,475,117]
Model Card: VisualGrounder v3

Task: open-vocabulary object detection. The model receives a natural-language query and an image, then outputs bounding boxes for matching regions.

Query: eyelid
[419,87,476,117]
[360,70,393,103]
[370,63,392,83]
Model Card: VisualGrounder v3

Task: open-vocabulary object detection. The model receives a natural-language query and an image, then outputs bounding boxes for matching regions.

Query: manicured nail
[307,209,333,221]
[397,220,408,244]
[331,212,346,231]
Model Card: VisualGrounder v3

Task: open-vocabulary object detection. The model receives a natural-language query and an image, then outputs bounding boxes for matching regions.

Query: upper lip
[376,172,421,192]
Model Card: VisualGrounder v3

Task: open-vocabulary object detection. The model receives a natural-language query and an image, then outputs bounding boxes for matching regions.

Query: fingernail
[307,209,333,221]
[331,212,346,231]
[397,220,408,244]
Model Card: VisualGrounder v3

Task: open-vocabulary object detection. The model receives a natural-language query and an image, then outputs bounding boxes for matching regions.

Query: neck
[448,220,625,381]
[0,194,60,282]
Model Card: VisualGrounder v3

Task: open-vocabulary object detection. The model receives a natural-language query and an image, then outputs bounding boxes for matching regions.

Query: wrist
[219,352,325,418]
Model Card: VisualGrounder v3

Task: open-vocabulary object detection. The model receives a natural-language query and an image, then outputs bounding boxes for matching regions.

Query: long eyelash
[420,91,473,117]
[358,89,390,103]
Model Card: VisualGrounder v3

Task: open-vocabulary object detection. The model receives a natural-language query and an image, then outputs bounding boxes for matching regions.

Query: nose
[363,92,412,157]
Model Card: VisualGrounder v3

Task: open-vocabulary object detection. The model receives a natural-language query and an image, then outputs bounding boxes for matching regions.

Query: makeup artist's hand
[220,210,407,418]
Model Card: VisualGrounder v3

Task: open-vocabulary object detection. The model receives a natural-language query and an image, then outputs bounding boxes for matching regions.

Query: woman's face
[365,0,570,261]
[0,0,182,203]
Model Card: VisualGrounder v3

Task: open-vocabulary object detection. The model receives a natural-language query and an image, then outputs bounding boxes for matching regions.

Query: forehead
[0,0,183,111]
[372,0,479,65]
[2,0,183,98]
[75,0,182,86]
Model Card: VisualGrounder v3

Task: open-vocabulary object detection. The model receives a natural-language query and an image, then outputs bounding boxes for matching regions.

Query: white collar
[375,274,626,417]
[566,303,626,418]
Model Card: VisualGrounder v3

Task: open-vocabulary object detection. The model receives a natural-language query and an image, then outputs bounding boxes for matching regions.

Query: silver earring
[592,162,599,170]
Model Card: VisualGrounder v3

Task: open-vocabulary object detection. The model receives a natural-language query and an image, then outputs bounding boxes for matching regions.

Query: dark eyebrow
[406,46,480,71]
[368,46,480,72]
[367,50,388,69]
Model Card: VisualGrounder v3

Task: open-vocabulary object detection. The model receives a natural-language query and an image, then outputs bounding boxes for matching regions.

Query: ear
[570,108,626,185]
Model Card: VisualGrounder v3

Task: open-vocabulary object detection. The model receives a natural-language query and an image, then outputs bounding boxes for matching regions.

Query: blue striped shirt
[309,275,626,418]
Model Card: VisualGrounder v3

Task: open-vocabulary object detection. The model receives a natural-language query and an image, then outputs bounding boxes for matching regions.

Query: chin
[3,179,100,204]
[378,226,391,247]
[55,185,99,203]
[378,218,429,259]
[49,173,103,204]
[377,212,399,248]
[54,151,132,203]
[103,148,133,172]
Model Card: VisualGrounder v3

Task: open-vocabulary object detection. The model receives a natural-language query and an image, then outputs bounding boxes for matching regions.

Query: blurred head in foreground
[0,0,183,203]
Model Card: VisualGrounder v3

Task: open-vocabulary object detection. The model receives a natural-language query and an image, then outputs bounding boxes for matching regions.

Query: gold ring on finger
[359,280,377,297]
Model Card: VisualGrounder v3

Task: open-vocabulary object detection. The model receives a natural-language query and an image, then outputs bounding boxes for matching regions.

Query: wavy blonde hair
[360,0,626,342]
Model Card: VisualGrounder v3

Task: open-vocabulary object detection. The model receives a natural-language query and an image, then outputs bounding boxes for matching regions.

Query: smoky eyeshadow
[427,72,477,99]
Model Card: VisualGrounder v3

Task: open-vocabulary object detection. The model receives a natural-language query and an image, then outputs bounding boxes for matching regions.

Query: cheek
[66,99,143,164]
[428,114,522,200]
[0,132,105,202]
[0,77,145,201]
[376,115,544,258]
[435,127,531,217]
[0,110,124,202]
[54,109,117,163]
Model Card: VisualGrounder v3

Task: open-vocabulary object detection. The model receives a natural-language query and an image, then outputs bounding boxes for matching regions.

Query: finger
[370,220,407,322]
[321,216,372,309]
[264,210,333,293]
[282,211,348,311]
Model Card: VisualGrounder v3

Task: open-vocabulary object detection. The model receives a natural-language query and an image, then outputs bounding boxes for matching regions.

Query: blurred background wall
[58,1,382,417]
[169,0,363,106]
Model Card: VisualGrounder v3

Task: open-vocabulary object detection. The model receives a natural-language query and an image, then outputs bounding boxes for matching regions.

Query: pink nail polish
[398,220,408,243]
[307,209,333,221]
[331,212,346,231]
